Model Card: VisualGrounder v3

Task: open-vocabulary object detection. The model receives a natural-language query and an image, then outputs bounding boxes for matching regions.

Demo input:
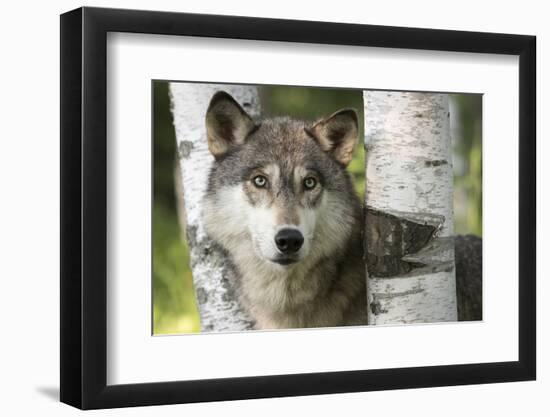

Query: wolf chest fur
[201,91,367,329]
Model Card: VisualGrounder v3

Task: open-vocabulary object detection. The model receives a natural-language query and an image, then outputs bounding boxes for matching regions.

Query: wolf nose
[275,228,304,254]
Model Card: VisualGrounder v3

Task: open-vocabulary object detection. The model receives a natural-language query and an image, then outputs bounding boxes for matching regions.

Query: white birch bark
[169,83,260,332]
[363,91,457,324]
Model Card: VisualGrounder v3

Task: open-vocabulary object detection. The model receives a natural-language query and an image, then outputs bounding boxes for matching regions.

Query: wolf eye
[253,175,268,188]
[303,177,317,190]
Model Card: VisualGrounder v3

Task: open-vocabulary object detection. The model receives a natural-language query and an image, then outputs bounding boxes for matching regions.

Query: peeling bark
[169,83,259,332]
[364,91,458,324]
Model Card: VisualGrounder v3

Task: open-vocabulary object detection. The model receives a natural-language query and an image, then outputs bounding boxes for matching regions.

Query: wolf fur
[202,91,367,329]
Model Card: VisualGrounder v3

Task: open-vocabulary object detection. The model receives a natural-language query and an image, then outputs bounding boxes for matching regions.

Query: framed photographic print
[60,6,536,409]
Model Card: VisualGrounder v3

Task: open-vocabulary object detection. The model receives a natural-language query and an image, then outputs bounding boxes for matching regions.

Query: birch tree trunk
[363,91,458,324]
[169,83,260,332]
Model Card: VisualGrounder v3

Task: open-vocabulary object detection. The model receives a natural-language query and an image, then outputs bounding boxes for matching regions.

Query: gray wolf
[202,91,367,329]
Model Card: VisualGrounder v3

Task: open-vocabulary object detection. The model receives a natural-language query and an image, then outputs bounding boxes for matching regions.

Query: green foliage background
[153,82,482,334]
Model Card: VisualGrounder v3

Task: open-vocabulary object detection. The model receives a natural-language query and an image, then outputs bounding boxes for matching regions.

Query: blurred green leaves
[153,204,200,334]
[451,94,482,237]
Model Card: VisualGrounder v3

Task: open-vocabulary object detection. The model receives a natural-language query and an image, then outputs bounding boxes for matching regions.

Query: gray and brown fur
[202,91,367,329]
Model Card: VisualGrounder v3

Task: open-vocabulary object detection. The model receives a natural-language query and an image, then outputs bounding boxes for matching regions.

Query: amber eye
[253,175,268,188]
[303,177,317,190]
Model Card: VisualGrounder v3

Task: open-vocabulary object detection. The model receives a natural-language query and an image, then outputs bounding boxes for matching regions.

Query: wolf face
[202,91,361,271]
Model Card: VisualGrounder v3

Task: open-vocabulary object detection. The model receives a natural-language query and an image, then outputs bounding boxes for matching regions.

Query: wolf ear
[205,91,257,158]
[306,109,358,166]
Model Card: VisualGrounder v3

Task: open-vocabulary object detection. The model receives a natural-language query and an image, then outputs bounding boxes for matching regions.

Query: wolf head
[202,91,361,271]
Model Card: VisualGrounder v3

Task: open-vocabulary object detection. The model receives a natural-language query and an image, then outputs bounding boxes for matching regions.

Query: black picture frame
[60,6,536,410]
